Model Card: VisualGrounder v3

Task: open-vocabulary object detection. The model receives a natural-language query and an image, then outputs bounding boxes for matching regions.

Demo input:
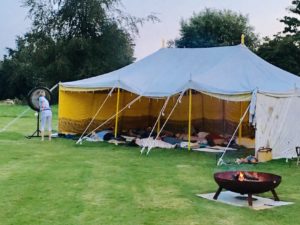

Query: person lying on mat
[140,126,157,139]
[175,133,199,142]
[127,127,157,139]
[235,155,258,164]
[90,130,114,141]
[205,133,227,146]
[135,137,176,149]
[174,131,209,144]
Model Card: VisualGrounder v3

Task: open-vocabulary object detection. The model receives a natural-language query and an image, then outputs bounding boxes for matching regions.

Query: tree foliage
[0,0,156,100]
[173,8,259,48]
[280,0,300,35]
[256,0,300,76]
[256,35,300,75]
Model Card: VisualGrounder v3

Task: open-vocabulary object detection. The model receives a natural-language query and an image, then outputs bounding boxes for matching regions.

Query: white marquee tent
[60,44,300,159]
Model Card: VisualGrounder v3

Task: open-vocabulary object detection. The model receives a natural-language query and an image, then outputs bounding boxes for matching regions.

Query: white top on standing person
[38,90,52,141]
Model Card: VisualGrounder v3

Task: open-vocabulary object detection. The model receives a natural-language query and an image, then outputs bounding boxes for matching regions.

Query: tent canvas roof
[61,44,300,98]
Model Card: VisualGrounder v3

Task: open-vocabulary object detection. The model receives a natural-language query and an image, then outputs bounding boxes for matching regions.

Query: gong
[27,87,52,112]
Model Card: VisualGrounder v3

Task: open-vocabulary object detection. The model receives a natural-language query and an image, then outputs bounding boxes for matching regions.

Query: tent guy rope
[146,91,185,155]
[140,96,171,154]
[217,103,251,166]
[78,95,142,144]
[76,86,116,144]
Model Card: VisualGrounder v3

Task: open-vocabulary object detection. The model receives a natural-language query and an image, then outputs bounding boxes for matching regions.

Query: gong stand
[26,112,40,139]
[26,86,52,139]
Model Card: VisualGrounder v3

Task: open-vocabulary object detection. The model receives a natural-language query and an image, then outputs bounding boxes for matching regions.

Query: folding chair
[296,147,300,166]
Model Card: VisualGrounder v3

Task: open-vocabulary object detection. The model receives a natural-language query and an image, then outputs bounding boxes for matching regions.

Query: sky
[0,0,293,60]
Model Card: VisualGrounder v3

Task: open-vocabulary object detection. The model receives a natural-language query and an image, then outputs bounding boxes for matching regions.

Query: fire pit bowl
[213,171,281,206]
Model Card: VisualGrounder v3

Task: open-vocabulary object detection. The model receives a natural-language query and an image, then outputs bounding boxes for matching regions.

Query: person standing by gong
[38,90,52,141]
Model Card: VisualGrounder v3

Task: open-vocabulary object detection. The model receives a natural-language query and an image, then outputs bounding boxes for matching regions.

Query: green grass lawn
[0,104,299,225]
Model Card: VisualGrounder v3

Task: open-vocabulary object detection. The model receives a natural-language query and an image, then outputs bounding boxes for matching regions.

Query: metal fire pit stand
[213,186,280,206]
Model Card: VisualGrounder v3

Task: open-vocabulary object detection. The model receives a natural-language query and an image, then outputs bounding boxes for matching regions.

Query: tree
[257,35,300,75]
[0,0,156,100]
[0,35,43,100]
[280,0,300,36]
[173,8,259,48]
[256,0,300,76]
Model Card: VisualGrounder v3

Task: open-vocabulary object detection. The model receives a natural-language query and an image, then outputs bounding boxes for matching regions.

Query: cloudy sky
[0,0,293,60]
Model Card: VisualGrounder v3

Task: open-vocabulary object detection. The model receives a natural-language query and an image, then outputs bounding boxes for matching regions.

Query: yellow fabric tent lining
[58,89,250,134]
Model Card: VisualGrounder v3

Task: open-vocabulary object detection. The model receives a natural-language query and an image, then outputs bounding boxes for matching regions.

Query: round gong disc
[27,87,52,112]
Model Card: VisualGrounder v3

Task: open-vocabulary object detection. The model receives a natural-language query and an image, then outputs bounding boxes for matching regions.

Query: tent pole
[157,99,162,135]
[188,89,192,151]
[114,88,120,138]
[238,102,242,144]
